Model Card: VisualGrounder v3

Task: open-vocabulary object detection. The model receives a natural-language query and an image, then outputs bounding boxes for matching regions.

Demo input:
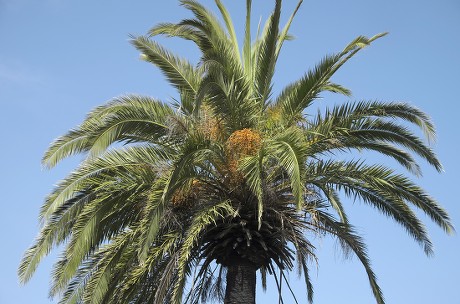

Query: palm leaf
[254,0,281,104]
[132,36,201,96]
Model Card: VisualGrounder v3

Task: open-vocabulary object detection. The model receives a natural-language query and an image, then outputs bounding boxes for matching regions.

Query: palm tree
[19,0,453,303]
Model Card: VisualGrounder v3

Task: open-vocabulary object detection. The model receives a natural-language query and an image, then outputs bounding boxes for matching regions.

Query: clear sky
[1,0,459,303]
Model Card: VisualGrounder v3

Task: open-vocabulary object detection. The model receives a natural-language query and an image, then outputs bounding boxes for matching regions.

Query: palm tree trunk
[224,259,257,304]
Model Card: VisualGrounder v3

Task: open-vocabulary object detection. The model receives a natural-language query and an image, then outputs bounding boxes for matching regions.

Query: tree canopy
[19,1,453,303]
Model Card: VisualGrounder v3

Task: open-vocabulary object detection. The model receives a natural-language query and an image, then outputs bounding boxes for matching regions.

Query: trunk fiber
[224,260,257,304]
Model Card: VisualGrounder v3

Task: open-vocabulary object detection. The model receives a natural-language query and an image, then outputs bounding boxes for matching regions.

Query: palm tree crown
[19,1,453,303]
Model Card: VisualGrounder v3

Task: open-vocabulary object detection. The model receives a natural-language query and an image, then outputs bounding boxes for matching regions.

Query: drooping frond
[239,151,264,227]
[312,210,385,304]
[81,231,135,304]
[304,101,442,174]
[42,96,174,168]
[306,160,454,253]
[267,127,307,209]
[149,21,211,53]
[19,191,92,284]
[172,200,235,303]
[40,145,171,222]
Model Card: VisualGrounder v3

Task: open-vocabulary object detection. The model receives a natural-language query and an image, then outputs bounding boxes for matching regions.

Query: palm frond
[40,145,171,222]
[314,211,385,304]
[304,101,441,173]
[43,96,173,168]
[18,191,91,284]
[243,0,253,87]
[214,0,240,60]
[239,151,264,228]
[132,36,201,97]
[306,160,453,253]
[268,127,307,209]
[274,34,387,124]
[148,22,208,50]
[275,0,303,57]
[254,0,281,105]
[82,231,134,304]
[172,200,235,303]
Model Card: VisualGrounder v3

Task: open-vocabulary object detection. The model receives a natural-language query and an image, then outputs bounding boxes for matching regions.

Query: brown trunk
[224,259,257,304]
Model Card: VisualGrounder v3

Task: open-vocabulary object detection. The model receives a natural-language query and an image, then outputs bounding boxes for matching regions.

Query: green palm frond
[299,255,314,303]
[148,21,212,58]
[136,178,168,262]
[40,145,171,222]
[132,36,202,96]
[243,0,253,86]
[352,120,441,171]
[314,210,385,304]
[118,232,180,304]
[274,34,387,124]
[320,185,349,223]
[304,101,441,174]
[268,127,307,209]
[180,0,242,74]
[180,0,228,44]
[306,160,453,253]
[214,0,240,60]
[49,184,143,297]
[43,95,173,168]
[239,151,264,227]
[82,231,135,304]
[172,200,235,303]
[18,191,91,284]
[254,0,281,104]
[275,0,303,58]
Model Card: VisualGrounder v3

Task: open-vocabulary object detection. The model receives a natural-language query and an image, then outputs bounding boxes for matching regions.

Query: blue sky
[1,0,459,303]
